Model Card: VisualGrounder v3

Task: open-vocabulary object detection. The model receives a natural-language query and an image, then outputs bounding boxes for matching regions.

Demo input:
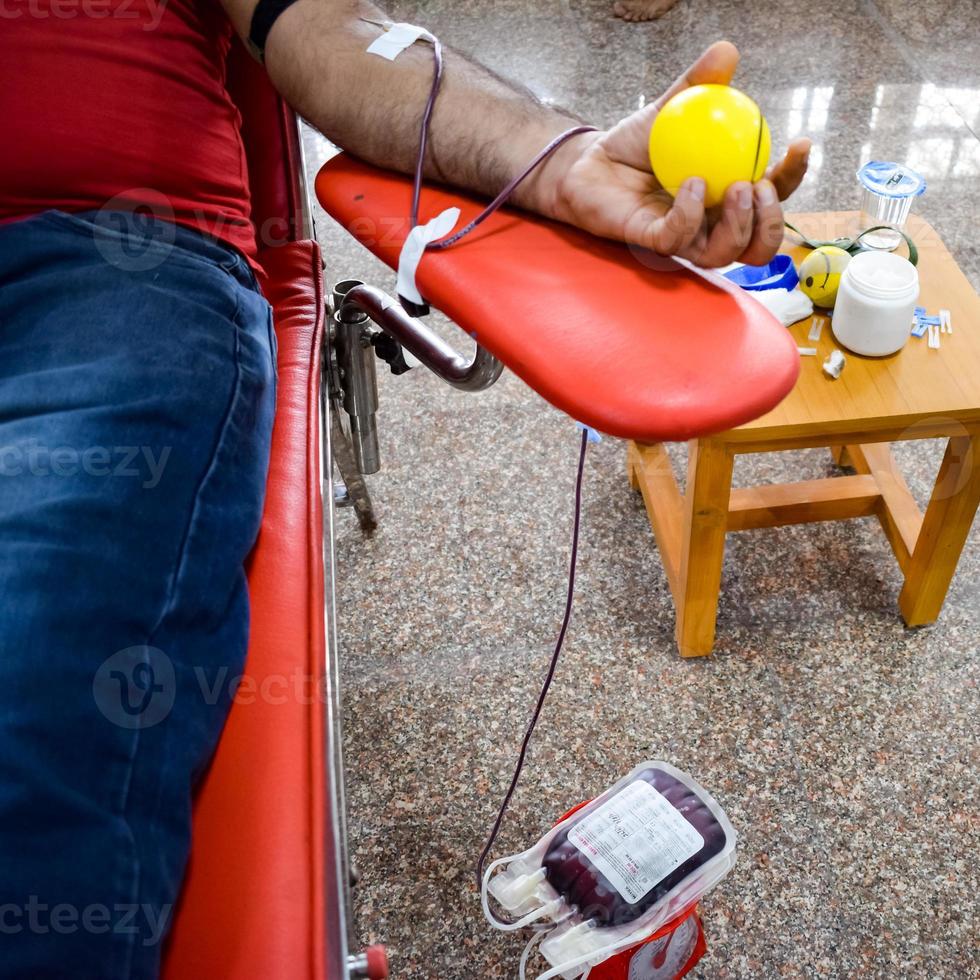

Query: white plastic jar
[831,250,919,357]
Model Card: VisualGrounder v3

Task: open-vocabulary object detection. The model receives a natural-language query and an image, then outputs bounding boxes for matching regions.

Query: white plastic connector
[536,919,652,980]
[540,921,603,980]
[483,855,565,932]
[493,867,547,910]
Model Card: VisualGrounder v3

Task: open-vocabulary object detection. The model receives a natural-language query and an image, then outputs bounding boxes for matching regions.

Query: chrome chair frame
[287,122,388,980]
[325,270,503,532]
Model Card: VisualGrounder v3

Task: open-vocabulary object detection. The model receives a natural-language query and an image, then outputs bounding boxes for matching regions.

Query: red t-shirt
[0,0,257,259]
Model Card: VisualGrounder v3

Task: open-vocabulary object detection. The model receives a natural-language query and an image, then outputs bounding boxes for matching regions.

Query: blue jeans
[0,211,276,978]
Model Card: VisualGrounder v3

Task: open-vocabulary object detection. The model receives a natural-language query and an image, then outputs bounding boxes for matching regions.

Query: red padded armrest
[315,155,800,442]
[163,241,329,979]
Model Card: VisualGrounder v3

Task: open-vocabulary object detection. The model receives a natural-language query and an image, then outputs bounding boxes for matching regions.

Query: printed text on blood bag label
[568,781,704,903]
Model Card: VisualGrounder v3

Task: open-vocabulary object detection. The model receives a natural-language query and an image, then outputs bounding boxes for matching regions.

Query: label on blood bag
[568,781,703,903]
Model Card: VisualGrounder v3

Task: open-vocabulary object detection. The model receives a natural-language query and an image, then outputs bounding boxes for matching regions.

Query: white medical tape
[823,349,846,379]
[366,22,433,60]
[396,206,460,307]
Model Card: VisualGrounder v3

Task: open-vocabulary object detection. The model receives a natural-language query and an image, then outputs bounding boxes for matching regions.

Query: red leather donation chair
[162,43,384,980]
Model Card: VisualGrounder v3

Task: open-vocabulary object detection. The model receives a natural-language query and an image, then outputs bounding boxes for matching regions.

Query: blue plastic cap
[721,254,799,292]
[575,422,602,443]
[857,161,926,199]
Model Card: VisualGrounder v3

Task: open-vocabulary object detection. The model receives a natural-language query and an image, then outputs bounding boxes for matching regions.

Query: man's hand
[531,42,811,268]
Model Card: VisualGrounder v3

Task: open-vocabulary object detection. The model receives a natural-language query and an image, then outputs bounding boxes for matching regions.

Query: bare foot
[613,0,679,21]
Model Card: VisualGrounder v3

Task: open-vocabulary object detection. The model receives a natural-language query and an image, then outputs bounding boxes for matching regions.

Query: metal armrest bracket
[328,278,503,489]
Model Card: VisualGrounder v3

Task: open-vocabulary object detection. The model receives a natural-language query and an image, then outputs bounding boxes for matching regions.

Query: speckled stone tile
[766,631,979,978]
[302,0,980,976]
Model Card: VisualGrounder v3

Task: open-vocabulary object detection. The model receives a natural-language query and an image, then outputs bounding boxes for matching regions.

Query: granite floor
[303,1,980,977]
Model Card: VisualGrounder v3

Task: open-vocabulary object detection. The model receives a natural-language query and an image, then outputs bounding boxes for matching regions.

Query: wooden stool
[628,213,980,657]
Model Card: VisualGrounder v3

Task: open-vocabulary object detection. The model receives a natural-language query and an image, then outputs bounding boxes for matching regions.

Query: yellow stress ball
[648,84,771,208]
[798,245,851,307]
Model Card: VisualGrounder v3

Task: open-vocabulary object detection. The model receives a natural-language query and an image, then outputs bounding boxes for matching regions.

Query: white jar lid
[846,250,918,299]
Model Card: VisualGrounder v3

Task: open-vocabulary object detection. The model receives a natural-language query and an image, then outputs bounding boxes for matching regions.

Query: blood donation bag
[542,766,729,927]
[482,761,736,980]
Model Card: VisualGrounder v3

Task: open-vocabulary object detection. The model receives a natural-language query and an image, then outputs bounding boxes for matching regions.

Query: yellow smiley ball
[648,84,771,208]
[798,245,851,307]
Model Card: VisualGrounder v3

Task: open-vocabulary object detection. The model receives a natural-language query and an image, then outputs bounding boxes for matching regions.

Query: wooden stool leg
[627,442,641,491]
[899,434,980,626]
[676,439,735,657]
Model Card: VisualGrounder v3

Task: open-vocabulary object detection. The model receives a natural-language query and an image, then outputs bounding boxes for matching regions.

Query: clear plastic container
[857,161,926,251]
[831,250,919,357]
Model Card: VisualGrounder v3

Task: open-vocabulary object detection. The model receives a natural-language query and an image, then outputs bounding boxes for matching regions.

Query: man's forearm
[221,0,810,265]
[245,0,585,214]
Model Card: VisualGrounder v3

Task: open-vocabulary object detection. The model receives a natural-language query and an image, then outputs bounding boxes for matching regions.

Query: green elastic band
[784,220,918,267]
